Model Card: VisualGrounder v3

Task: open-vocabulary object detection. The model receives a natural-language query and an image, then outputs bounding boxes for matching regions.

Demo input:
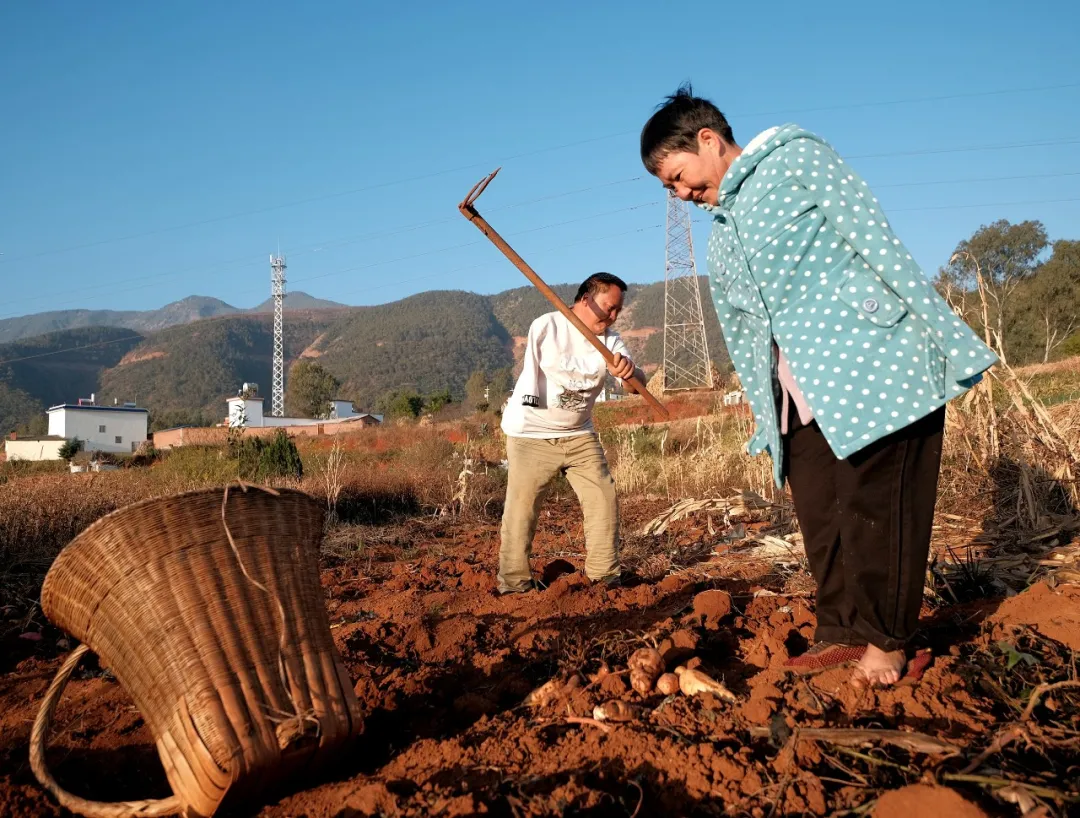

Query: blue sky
[1,1,1077,319]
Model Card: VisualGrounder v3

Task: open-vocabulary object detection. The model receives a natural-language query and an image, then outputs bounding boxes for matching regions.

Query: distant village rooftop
[6,394,150,460]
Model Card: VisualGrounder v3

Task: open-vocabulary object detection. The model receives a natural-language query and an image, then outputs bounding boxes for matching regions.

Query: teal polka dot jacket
[698,123,998,488]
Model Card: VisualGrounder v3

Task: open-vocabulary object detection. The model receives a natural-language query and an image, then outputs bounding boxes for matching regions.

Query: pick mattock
[458,168,669,422]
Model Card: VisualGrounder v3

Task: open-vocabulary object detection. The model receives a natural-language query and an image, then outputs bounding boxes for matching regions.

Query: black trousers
[782,407,945,652]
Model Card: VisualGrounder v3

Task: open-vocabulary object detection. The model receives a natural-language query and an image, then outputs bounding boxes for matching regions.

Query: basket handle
[30,643,185,818]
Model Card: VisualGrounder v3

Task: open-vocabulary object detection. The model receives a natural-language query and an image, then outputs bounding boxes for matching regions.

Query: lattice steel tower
[270,253,287,417]
[662,191,713,390]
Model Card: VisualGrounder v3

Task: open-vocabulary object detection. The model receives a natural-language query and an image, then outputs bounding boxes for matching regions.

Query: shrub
[58,437,83,461]
[259,430,304,481]
[425,388,453,414]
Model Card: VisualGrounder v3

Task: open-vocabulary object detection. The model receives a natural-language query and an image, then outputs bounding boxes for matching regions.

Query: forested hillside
[307,291,515,408]
[3,216,1077,436]
[0,327,146,435]
[0,292,343,344]
[98,312,337,421]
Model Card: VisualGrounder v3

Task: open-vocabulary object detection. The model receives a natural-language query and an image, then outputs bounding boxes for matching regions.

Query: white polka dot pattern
[698,124,999,489]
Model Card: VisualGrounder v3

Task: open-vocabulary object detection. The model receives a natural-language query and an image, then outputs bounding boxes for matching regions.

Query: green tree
[1023,240,1080,362]
[259,429,304,480]
[377,389,425,420]
[285,360,341,419]
[425,388,453,414]
[149,409,212,432]
[58,437,83,461]
[14,415,48,437]
[941,220,1049,359]
[487,367,513,410]
[1059,331,1080,359]
[465,369,489,412]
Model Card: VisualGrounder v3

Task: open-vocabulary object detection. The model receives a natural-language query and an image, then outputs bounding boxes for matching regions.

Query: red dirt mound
[989,581,1080,650]
[873,784,988,818]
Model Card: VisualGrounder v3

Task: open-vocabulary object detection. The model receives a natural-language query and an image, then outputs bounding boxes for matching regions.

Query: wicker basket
[30,484,363,818]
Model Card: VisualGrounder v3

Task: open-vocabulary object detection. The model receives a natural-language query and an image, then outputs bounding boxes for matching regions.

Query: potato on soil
[592,700,639,722]
[523,678,561,707]
[627,647,664,681]
[588,662,612,685]
[630,668,654,696]
[656,673,680,695]
[675,666,737,702]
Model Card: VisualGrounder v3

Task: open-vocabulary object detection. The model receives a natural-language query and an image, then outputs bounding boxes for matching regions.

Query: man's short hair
[574,272,627,304]
[640,82,735,175]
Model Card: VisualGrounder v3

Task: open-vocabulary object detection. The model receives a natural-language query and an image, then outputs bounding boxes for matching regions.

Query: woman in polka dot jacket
[641,84,997,688]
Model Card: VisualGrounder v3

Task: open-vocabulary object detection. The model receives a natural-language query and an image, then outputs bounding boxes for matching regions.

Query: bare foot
[851,644,906,689]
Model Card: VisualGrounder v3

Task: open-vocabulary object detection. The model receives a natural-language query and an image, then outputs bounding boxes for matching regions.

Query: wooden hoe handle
[458,169,669,422]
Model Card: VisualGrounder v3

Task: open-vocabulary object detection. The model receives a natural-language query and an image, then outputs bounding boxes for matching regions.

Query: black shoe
[498,579,539,595]
[590,575,622,589]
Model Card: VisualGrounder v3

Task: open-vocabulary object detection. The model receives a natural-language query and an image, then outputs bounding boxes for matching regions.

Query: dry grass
[604,409,775,502]
[2,345,1079,629]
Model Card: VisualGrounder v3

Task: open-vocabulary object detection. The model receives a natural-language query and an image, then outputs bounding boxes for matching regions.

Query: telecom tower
[270,253,287,417]
[662,191,713,391]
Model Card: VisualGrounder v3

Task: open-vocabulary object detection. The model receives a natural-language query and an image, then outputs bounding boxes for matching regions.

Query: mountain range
[0,283,729,435]
[0,292,346,345]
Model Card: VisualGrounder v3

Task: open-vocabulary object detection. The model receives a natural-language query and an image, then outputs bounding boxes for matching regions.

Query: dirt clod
[872,784,988,818]
[989,581,1080,650]
[690,589,733,629]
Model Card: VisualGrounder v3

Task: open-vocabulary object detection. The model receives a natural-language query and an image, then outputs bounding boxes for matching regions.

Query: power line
[6,189,1080,366]
[689,195,1080,221]
[0,200,654,320]
[848,137,1080,160]
[330,222,663,302]
[7,156,1080,322]
[890,196,1080,213]
[736,81,1080,119]
[4,80,1076,265]
[0,176,646,316]
[0,221,664,366]
[875,170,1080,189]
[698,195,1080,217]
[0,333,147,366]
[290,202,655,286]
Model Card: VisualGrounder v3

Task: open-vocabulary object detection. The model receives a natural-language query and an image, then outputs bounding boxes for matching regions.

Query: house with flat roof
[47,394,149,454]
[4,434,66,461]
[226,385,381,429]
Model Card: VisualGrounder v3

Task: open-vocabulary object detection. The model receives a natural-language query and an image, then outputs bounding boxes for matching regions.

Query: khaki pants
[498,433,619,593]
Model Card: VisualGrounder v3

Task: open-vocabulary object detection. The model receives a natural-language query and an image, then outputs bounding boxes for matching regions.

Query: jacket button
[862,298,879,313]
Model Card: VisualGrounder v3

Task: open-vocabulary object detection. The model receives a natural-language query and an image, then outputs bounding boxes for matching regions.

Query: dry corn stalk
[638,490,777,536]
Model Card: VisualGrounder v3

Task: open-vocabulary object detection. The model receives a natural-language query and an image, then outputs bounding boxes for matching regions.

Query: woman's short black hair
[640,82,734,175]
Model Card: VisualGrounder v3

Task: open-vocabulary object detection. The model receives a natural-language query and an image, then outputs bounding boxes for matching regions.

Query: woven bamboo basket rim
[54,482,314,550]
[41,483,320,606]
[32,482,336,818]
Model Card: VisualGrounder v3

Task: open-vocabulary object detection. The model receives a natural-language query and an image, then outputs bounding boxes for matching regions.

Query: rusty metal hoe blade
[459,167,501,216]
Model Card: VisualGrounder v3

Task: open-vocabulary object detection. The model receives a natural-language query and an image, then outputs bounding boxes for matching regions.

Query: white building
[4,435,66,461]
[226,390,381,429]
[722,390,746,406]
[47,396,149,454]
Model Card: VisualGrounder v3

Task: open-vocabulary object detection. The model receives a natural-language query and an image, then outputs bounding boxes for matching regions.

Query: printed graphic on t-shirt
[552,355,602,412]
[556,379,590,412]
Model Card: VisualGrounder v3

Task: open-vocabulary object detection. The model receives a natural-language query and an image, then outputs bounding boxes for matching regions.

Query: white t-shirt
[501,311,630,439]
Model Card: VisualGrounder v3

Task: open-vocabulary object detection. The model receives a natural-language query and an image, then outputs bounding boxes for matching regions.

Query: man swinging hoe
[497,272,645,594]
[457,175,663,597]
